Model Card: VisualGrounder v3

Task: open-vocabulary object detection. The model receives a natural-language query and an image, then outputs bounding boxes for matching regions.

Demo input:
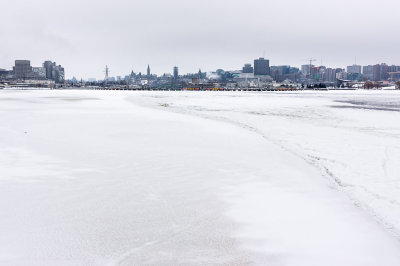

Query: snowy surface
[0,89,400,265]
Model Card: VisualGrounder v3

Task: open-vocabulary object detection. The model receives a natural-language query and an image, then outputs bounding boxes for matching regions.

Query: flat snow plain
[0,89,400,265]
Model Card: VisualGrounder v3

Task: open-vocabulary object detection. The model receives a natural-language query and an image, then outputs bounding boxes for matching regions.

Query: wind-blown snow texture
[0,90,399,265]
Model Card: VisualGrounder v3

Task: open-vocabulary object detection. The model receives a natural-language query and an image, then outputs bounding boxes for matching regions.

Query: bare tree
[374,82,382,89]
[364,81,374,89]
[364,81,383,89]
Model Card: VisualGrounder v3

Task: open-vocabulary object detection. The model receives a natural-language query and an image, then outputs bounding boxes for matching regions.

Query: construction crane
[307,58,316,81]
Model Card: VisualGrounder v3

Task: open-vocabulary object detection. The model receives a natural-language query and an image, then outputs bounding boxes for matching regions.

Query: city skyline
[1,0,399,79]
[2,57,400,81]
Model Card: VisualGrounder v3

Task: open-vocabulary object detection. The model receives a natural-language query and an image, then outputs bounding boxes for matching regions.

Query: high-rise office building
[173,66,179,79]
[254,58,270,76]
[147,65,151,77]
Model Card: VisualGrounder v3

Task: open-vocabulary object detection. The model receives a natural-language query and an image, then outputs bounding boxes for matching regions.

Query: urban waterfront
[2,0,400,265]
[1,58,400,90]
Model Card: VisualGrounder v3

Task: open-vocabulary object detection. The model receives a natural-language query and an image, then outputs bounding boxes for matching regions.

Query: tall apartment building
[379,63,388,81]
[347,64,362,74]
[373,64,381,81]
[301,64,314,77]
[324,68,337,83]
[363,65,374,80]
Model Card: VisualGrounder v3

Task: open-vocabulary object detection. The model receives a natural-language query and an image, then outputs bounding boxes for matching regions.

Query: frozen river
[0,89,400,265]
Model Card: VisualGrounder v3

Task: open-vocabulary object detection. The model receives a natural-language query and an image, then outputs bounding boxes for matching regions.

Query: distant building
[32,67,46,79]
[309,66,326,82]
[373,64,381,81]
[147,65,151,77]
[198,69,203,79]
[347,73,362,81]
[388,65,400,81]
[55,65,65,83]
[0,68,7,76]
[270,65,293,82]
[363,65,374,81]
[173,66,179,79]
[42,61,65,83]
[379,63,388,81]
[389,72,400,81]
[324,68,338,83]
[242,64,253,74]
[347,64,362,74]
[362,63,389,81]
[254,58,270,76]
[43,61,54,79]
[0,68,13,79]
[14,60,33,79]
[388,65,400,73]
[301,64,314,77]
[336,69,347,80]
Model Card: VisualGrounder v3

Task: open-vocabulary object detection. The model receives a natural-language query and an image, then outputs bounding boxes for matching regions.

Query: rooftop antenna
[104,65,109,84]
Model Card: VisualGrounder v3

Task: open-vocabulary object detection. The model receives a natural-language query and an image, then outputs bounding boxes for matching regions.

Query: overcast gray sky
[1,0,399,79]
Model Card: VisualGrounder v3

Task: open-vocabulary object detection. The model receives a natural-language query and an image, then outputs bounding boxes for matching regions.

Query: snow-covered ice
[0,89,400,265]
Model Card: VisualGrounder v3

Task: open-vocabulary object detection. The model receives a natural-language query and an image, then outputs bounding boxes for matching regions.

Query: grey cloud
[1,0,399,79]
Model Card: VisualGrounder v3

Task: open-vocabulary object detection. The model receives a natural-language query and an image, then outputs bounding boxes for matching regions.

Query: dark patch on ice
[61,98,100,101]
[247,111,266,116]
[41,96,100,101]
[147,95,169,99]
[187,106,232,112]
[332,105,400,112]
[0,98,22,101]
[332,100,400,112]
